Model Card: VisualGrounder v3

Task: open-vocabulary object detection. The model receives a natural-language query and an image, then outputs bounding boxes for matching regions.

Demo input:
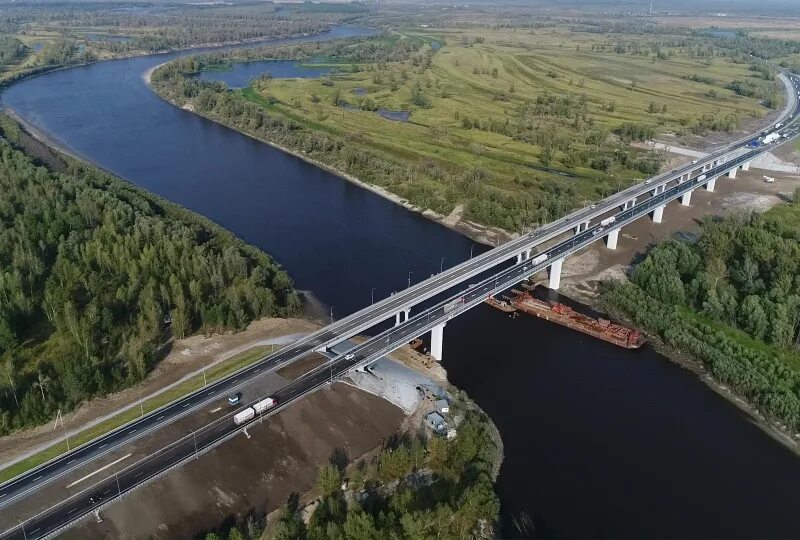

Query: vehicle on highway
[344,353,355,360]
[531,253,548,265]
[228,392,242,406]
[444,298,465,313]
[697,174,707,182]
[600,217,616,227]
[592,226,605,236]
[233,397,277,425]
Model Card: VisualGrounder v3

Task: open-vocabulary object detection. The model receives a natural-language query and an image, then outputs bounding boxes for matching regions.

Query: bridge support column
[706,176,717,192]
[431,322,446,361]
[548,258,564,290]
[574,221,589,235]
[681,189,693,206]
[606,228,619,250]
[394,309,410,326]
[727,167,737,179]
[652,204,665,223]
[742,161,750,171]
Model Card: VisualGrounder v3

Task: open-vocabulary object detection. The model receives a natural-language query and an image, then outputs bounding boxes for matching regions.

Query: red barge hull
[488,291,645,349]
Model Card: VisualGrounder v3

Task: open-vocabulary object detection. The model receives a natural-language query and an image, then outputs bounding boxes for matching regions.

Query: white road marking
[30,529,39,534]
[67,459,76,465]
[67,507,78,515]
[129,429,136,434]
[99,444,107,449]
[182,403,189,408]
[33,476,42,481]
[0,494,5,499]
[156,415,164,420]
[66,453,132,488]
[210,407,222,413]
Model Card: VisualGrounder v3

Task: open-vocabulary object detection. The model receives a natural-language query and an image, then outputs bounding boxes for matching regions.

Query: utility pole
[115,474,121,496]
[202,367,207,387]
[192,431,198,458]
[407,271,413,288]
[139,391,144,417]
[440,257,446,273]
[371,287,376,305]
[330,306,334,325]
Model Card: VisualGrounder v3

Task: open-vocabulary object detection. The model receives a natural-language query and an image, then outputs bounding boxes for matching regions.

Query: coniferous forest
[0,115,301,434]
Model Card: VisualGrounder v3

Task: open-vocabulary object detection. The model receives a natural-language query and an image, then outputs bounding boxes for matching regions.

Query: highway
[2,74,799,539]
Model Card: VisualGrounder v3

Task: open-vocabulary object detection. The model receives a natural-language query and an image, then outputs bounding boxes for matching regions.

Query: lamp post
[440,257,445,273]
[371,287,376,305]
[407,271,413,288]
[330,306,334,325]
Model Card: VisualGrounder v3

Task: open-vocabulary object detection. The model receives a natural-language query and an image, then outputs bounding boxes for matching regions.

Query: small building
[435,399,450,415]
[426,412,447,432]
[446,428,457,440]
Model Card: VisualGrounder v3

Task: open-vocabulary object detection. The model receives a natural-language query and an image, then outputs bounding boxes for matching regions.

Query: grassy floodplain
[181,26,784,230]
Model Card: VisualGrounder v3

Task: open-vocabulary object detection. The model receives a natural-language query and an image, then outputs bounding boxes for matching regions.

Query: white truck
[444,298,465,313]
[234,397,278,425]
[763,133,781,144]
[600,216,616,226]
[234,408,255,425]
[531,253,548,265]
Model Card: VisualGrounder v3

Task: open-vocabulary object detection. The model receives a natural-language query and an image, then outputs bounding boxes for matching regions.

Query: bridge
[2,73,799,539]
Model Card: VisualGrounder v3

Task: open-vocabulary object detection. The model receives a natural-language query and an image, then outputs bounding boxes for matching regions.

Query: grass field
[0,345,276,483]
[241,26,780,226]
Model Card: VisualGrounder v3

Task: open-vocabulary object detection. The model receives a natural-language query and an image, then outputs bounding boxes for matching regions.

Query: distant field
[246,27,775,224]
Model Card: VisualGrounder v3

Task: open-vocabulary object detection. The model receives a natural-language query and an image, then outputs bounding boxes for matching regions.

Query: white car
[344,353,355,360]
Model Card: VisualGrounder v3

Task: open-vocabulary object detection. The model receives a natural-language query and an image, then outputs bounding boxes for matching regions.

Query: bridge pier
[678,172,689,184]
[548,257,564,290]
[606,228,619,250]
[395,309,410,326]
[705,176,717,192]
[652,204,665,223]
[681,189,693,206]
[574,221,589,235]
[621,198,636,210]
[742,161,750,171]
[431,322,446,361]
[727,167,737,179]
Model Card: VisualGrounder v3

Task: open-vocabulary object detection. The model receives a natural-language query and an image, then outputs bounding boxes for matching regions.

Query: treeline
[0,36,26,67]
[0,2,348,53]
[602,192,800,430]
[726,79,784,109]
[269,395,500,539]
[0,115,300,434]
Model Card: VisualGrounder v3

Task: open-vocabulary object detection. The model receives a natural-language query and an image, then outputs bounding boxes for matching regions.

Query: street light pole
[440,257,445,273]
[139,391,144,417]
[193,431,198,458]
[407,271,413,288]
[470,244,475,259]
[371,287,376,305]
[115,474,121,496]
[330,306,334,325]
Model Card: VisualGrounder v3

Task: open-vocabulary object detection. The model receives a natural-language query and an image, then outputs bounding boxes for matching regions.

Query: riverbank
[145,70,512,246]
[549,163,800,457]
[61,339,503,539]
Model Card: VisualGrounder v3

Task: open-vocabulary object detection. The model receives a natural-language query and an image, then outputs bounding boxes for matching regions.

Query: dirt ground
[0,317,320,467]
[62,383,404,540]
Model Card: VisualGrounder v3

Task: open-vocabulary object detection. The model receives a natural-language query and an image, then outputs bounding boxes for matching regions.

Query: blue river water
[3,25,800,539]
[195,59,333,88]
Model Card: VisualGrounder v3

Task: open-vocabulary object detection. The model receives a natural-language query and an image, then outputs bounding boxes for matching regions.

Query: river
[4,26,800,538]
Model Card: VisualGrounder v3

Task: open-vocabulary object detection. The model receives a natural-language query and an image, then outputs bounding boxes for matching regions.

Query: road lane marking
[0,494,5,499]
[67,507,78,515]
[156,415,164,420]
[33,476,42,481]
[210,407,222,413]
[68,459,76,465]
[99,444,107,449]
[66,453,132,488]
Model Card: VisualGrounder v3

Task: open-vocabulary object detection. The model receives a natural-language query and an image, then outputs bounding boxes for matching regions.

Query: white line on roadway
[66,453,132,489]
[210,407,222,413]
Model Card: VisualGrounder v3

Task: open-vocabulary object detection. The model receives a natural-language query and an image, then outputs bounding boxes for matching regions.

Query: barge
[487,289,645,349]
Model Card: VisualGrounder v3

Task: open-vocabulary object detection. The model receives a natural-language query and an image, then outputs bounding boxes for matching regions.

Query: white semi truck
[234,397,278,425]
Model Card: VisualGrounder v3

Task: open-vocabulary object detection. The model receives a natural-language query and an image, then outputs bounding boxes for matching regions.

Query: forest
[200,393,501,540]
[0,115,301,435]
[602,191,800,430]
